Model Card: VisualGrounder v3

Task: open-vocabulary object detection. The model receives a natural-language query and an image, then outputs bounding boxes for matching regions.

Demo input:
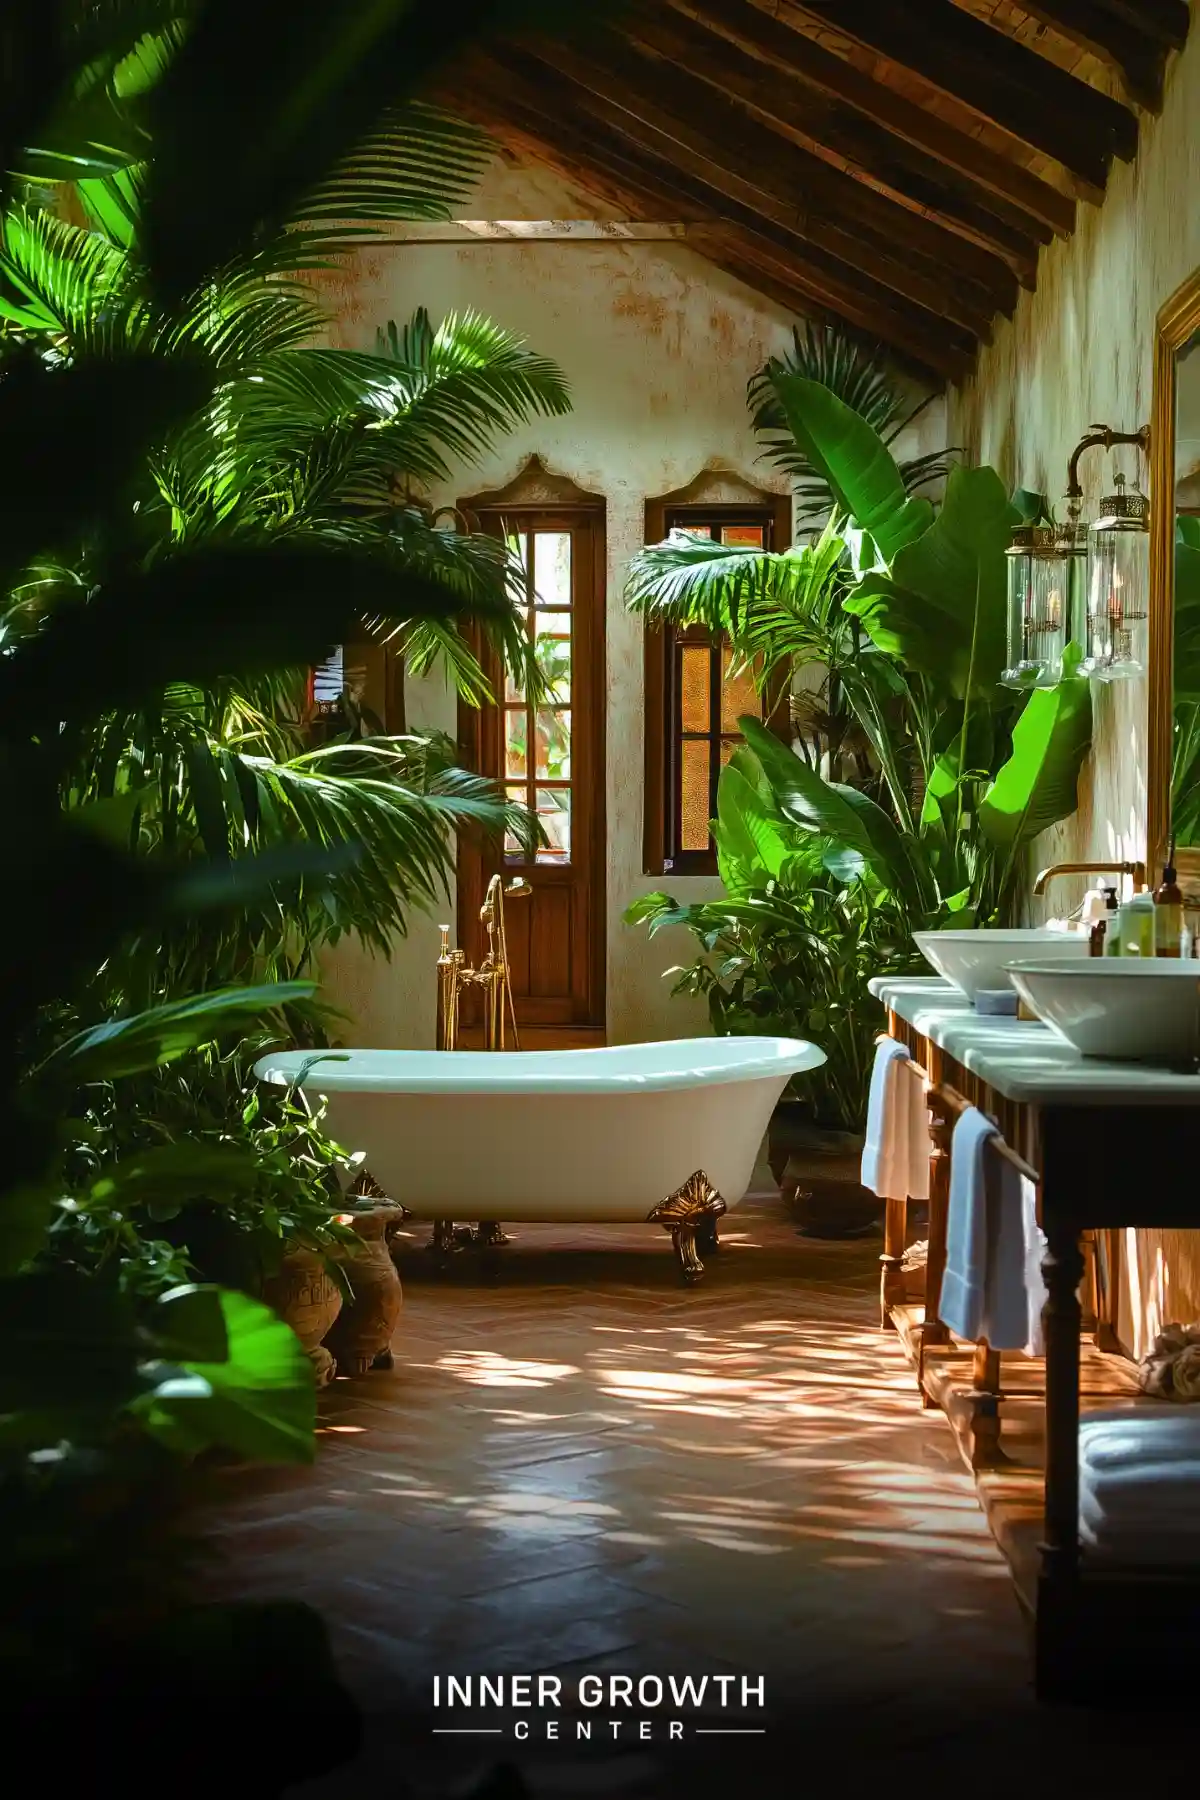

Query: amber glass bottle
[1154,864,1184,957]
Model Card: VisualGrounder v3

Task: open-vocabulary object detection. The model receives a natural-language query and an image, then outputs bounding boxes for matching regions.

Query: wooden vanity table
[870,973,1200,1698]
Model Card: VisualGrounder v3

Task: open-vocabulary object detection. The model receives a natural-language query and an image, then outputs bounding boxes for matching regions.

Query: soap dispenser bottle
[1120,888,1156,956]
[1090,887,1119,957]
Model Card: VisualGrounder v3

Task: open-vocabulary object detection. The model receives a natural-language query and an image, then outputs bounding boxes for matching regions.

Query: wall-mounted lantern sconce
[1062,424,1151,683]
[1082,470,1151,680]
[1002,524,1071,688]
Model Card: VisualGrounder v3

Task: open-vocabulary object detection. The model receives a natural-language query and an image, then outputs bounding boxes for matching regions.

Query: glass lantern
[1055,504,1090,655]
[1082,470,1150,680]
[1002,526,1067,687]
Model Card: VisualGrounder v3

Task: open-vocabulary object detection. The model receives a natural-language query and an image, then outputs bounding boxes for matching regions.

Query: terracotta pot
[325,1205,404,1376]
[774,1120,883,1240]
[261,1246,343,1389]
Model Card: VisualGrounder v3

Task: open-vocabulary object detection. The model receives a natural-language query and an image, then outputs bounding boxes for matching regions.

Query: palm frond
[368,307,571,484]
[748,320,959,523]
[298,103,492,227]
[0,205,133,333]
[624,523,847,689]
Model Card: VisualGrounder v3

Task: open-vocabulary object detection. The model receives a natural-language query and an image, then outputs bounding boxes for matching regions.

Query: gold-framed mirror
[1149,270,1200,891]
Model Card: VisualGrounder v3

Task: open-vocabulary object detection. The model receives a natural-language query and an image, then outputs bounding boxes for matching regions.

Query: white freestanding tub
[254,1036,825,1281]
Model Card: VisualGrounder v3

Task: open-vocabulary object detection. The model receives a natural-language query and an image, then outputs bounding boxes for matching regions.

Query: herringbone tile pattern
[203,1175,1196,1798]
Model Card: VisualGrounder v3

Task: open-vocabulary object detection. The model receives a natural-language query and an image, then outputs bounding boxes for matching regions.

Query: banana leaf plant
[625,741,933,1132]
[625,371,1093,928]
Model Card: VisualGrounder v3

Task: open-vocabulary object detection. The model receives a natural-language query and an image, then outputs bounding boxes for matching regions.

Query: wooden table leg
[880,1196,908,1328]
[1094,1228,1123,1353]
[1036,1216,1085,1700]
[967,1341,1004,1468]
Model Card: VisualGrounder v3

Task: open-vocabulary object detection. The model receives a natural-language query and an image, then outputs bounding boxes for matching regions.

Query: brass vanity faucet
[436,874,531,1052]
[1032,859,1147,898]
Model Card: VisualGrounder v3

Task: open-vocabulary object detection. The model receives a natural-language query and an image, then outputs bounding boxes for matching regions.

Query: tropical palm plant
[0,0,599,1772]
[748,319,959,526]
[2,100,571,1022]
[626,372,1093,934]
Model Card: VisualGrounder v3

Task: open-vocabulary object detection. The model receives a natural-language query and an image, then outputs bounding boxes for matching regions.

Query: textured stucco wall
[949,30,1200,1355]
[318,151,943,1051]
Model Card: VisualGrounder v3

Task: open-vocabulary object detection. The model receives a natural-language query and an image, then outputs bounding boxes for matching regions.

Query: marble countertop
[869,974,1200,1107]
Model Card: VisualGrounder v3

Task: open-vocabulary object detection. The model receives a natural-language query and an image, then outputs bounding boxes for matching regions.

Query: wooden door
[458,506,606,1035]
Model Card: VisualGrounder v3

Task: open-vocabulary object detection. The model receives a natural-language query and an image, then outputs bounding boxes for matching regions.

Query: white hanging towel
[939,1105,1037,1352]
[860,1036,929,1201]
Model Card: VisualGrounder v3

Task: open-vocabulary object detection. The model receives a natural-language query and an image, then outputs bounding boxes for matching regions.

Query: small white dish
[913,928,1089,1002]
[1005,960,1200,1061]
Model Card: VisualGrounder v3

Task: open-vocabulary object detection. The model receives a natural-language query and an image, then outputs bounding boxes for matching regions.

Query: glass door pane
[507,528,573,866]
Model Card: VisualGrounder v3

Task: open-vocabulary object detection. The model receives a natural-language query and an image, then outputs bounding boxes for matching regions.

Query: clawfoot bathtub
[254,1036,825,1283]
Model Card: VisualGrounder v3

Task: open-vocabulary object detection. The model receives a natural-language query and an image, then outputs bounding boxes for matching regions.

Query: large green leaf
[36,983,315,1085]
[85,1141,262,1221]
[739,717,932,913]
[137,1288,316,1463]
[716,763,789,884]
[978,648,1092,855]
[769,371,934,564]
[844,464,1017,697]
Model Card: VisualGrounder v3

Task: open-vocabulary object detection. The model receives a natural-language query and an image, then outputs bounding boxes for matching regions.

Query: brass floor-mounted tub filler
[430,873,530,1258]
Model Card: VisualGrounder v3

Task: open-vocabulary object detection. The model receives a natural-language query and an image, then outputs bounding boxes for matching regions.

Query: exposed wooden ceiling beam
[448,65,976,380]
[619,6,1049,278]
[1085,0,1190,53]
[779,0,1138,186]
[670,0,1079,224]
[1013,0,1179,108]
[505,37,1017,323]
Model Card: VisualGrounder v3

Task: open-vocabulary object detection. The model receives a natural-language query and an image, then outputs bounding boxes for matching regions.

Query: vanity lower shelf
[889,1300,1141,1615]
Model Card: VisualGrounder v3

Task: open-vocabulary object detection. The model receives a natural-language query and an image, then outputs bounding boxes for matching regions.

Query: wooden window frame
[642,498,791,877]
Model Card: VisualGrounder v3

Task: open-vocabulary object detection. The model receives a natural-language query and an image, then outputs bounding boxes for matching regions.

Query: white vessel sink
[912,928,1088,1002]
[1006,960,1200,1061]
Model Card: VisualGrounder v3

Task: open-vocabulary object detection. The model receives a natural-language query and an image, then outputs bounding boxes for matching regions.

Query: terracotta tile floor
[203,1172,1199,1798]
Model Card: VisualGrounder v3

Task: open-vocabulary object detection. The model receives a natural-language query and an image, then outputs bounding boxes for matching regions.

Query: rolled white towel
[1079,1456,1200,1510]
[1080,1472,1200,1534]
[860,1037,929,1202]
[1079,1517,1200,1567]
[1080,1407,1200,1474]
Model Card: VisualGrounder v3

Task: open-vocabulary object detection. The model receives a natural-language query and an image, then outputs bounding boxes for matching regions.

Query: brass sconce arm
[1065,424,1150,501]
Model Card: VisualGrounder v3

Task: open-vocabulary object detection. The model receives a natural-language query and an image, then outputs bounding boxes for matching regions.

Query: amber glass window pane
[720,737,738,766]
[680,645,711,732]
[680,739,711,851]
[535,787,571,862]
[535,709,571,780]
[720,644,760,733]
[720,523,765,548]
[504,783,527,857]
[533,531,571,607]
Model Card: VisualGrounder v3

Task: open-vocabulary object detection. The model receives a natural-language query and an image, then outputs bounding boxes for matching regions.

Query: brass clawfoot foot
[695,1213,720,1256]
[473,1222,511,1248]
[648,1171,726,1286]
[428,1219,468,1261]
